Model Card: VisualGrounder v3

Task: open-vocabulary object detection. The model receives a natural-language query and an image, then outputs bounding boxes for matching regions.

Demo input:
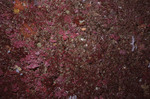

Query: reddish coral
[0,0,150,99]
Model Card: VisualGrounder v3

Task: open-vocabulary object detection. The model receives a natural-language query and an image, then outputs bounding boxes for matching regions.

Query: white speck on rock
[97,2,101,5]
[85,44,88,47]
[139,78,142,82]
[35,51,40,55]
[101,36,104,41]
[16,69,20,73]
[79,20,84,24]
[81,38,86,41]
[118,6,122,9]
[69,95,77,99]
[7,50,10,54]
[20,73,23,76]
[95,87,99,90]
[148,63,150,68]
[130,36,137,52]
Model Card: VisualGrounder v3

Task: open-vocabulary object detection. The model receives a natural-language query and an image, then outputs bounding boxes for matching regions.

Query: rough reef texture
[0,0,150,98]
